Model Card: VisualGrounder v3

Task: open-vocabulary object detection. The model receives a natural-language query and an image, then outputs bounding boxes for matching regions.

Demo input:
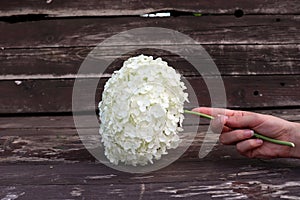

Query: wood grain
[1,154,300,199]
[1,1,300,199]
[0,0,299,17]
[0,15,299,49]
[1,109,299,130]
[1,45,300,78]
[1,110,300,163]
[0,75,299,113]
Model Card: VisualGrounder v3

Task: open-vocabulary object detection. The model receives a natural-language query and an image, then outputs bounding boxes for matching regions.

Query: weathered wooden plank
[0,0,299,17]
[1,109,300,130]
[0,127,297,163]
[2,158,300,186]
[1,109,300,163]
[1,179,300,199]
[0,130,96,163]
[1,159,300,199]
[1,115,300,199]
[0,125,207,162]
[0,79,76,113]
[0,159,297,184]
[0,15,299,49]
[0,75,299,113]
[222,75,300,108]
[1,45,300,78]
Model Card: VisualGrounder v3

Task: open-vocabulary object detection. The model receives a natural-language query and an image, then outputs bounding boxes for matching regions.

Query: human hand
[192,107,300,159]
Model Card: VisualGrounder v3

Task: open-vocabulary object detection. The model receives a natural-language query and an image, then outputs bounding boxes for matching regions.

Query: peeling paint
[2,74,111,81]
[14,81,22,85]
[132,175,154,180]
[70,187,84,197]
[156,181,300,199]
[1,190,25,200]
[86,174,116,179]
[138,183,145,200]
[237,170,270,176]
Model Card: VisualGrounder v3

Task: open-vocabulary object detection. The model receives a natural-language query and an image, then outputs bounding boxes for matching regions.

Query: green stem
[184,110,214,120]
[253,133,295,147]
[184,109,295,148]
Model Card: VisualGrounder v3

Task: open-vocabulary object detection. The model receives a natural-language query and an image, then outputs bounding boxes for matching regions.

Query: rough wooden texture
[1,111,300,199]
[1,1,300,199]
[0,15,299,113]
[1,114,300,199]
[0,0,299,17]
[1,110,300,163]
[1,109,299,129]
[1,16,299,48]
[1,45,299,78]
[0,75,299,113]
[1,139,300,199]
[1,159,300,199]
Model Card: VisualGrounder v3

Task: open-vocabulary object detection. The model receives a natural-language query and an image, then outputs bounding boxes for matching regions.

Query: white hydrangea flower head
[98,54,188,166]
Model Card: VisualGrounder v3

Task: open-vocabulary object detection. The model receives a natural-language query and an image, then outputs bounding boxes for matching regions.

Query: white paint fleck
[223,155,231,159]
[14,81,22,85]
[138,183,145,200]
[140,12,171,18]
[280,195,300,200]
[156,181,300,199]
[46,0,52,4]
[110,188,123,194]
[86,174,116,179]
[237,170,270,176]
[1,73,111,80]
[70,187,84,197]
[212,193,243,198]
[229,72,240,75]
[1,192,25,200]
[132,175,154,180]
[1,194,18,200]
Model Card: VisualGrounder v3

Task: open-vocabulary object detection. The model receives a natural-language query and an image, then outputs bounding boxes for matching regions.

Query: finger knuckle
[219,135,227,144]
[247,151,255,158]
[236,144,243,154]
[249,140,258,148]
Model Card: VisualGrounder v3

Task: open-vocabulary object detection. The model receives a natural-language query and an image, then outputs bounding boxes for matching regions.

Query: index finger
[192,107,236,117]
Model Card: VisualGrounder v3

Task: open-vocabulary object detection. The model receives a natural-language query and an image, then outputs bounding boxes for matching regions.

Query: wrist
[289,122,300,158]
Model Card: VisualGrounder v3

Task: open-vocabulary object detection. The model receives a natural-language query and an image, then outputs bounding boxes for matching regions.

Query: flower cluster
[98,55,188,166]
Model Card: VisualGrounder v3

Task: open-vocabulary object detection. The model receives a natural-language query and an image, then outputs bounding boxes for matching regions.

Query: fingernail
[256,139,263,145]
[192,108,200,112]
[244,130,254,137]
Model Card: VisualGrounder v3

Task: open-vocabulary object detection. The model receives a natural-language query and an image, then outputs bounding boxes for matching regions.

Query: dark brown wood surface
[1,45,300,77]
[1,109,300,163]
[1,0,300,199]
[1,111,300,199]
[1,16,299,48]
[0,15,299,113]
[0,0,299,17]
[0,75,299,113]
[1,158,300,199]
